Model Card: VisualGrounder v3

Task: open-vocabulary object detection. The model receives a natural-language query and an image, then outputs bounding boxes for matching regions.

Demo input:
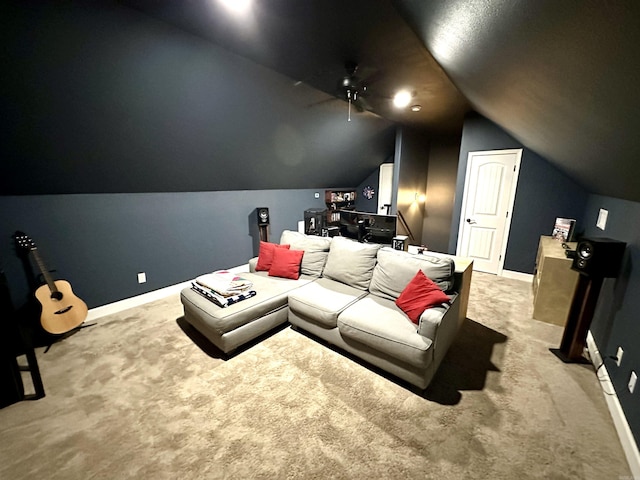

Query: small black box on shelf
[321,226,339,237]
[392,235,408,251]
[304,208,327,235]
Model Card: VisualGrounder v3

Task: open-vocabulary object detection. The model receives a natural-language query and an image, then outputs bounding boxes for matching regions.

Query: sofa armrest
[248,257,258,273]
[417,302,451,340]
[418,292,462,371]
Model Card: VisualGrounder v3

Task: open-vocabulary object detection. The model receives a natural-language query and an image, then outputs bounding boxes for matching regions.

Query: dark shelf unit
[325,190,356,225]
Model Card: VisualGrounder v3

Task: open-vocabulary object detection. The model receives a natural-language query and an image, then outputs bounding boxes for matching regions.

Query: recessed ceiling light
[410,105,422,112]
[218,0,252,15]
[393,90,412,108]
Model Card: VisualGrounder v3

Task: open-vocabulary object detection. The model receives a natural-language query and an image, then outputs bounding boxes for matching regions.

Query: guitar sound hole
[51,291,63,301]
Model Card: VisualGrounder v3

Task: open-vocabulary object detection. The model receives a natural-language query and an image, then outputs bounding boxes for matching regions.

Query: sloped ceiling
[4,1,639,201]
[395,0,640,203]
[0,1,396,194]
[119,0,470,133]
[123,0,640,203]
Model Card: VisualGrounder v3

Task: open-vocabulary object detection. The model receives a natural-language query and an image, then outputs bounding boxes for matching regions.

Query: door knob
[466,218,477,224]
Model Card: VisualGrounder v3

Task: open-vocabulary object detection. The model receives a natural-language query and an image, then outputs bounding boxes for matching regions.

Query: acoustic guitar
[15,232,88,335]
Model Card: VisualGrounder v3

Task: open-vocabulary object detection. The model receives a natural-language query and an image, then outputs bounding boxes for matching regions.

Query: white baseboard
[85,264,250,322]
[500,270,534,283]
[587,331,640,478]
[85,281,191,322]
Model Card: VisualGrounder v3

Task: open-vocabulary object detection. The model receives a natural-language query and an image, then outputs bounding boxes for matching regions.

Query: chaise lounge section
[180,231,332,353]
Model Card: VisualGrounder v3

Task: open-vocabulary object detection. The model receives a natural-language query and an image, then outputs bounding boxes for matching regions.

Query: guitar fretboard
[30,248,58,294]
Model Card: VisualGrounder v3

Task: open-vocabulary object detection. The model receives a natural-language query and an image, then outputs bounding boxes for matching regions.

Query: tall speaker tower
[555,237,626,362]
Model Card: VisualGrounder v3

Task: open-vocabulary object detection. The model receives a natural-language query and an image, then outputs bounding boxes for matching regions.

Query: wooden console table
[532,236,579,326]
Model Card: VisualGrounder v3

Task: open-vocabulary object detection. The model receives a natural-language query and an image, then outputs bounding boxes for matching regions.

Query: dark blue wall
[505,147,588,272]
[1,2,395,195]
[450,114,588,273]
[583,195,640,444]
[355,168,381,213]
[0,2,396,311]
[0,190,326,309]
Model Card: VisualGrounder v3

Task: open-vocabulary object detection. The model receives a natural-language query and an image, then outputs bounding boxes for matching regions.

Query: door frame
[456,148,522,274]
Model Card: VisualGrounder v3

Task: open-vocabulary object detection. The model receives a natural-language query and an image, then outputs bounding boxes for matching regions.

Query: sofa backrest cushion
[279,230,332,277]
[369,247,455,301]
[322,236,381,290]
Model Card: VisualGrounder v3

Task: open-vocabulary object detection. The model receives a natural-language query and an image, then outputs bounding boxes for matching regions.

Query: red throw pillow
[255,242,290,271]
[269,248,304,280]
[395,270,450,324]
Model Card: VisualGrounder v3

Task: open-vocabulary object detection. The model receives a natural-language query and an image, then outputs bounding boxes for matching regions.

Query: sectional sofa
[180,230,472,390]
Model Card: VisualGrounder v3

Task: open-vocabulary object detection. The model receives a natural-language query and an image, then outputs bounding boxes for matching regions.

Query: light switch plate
[616,346,624,367]
[629,371,637,394]
[596,208,608,230]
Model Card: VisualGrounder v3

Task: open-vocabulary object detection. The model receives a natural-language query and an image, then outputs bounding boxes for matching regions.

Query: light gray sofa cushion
[338,294,434,369]
[249,257,258,272]
[287,277,367,328]
[279,230,331,277]
[181,271,314,335]
[369,247,455,301]
[322,236,381,290]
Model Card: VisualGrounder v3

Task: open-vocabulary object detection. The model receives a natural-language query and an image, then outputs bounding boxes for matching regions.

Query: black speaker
[304,208,326,235]
[571,237,626,278]
[256,207,270,227]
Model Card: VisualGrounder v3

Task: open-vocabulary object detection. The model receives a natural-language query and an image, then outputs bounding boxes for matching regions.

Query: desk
[532,236,579,326]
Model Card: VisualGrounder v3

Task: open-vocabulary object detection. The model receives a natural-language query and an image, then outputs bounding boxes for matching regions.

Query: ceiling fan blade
[305,96,340,109]
[354,95,372,112]
[357,65,382,86]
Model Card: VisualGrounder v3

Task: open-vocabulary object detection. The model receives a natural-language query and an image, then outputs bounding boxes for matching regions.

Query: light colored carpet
[0,272,631,479]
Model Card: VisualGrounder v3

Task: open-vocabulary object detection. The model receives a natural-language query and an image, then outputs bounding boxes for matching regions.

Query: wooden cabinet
[325,190,356,224]
[532,236,579,326]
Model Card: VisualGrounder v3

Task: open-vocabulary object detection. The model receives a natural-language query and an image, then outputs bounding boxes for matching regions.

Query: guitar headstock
[14,230,37,255]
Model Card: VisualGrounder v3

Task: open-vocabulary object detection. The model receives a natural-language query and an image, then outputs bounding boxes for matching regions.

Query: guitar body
[15,231,88,335]
[34,280,88,335]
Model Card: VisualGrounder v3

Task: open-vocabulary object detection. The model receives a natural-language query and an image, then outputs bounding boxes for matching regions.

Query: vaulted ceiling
[119,0,470,133]
[121,0,640,203]
[4,1,639,201]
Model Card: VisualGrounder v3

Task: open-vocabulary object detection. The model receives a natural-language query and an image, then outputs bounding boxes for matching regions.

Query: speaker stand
[552,274,603,363]
[259,225,269,243]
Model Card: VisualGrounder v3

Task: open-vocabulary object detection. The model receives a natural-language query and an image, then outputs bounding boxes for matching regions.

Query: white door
[377,163,394,215]
[456,149,522,274]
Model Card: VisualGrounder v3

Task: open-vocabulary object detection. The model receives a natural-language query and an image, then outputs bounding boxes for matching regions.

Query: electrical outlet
[137,272,146,284]
[616,346,624,367]
[596,208,608,230]
[314,192,320,199]
[629,371,637,394]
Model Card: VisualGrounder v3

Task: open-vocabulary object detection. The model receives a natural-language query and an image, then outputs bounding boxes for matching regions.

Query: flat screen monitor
[338,210,363,241]
[338,210,396,245]
[360,213,396,245]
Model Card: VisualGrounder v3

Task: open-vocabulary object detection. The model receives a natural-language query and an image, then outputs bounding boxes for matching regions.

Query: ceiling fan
[337,61,373,121]
[303,61,381,120]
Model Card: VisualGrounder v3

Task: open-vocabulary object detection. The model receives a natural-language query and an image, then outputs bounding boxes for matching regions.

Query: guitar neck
[30,248,58,293]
